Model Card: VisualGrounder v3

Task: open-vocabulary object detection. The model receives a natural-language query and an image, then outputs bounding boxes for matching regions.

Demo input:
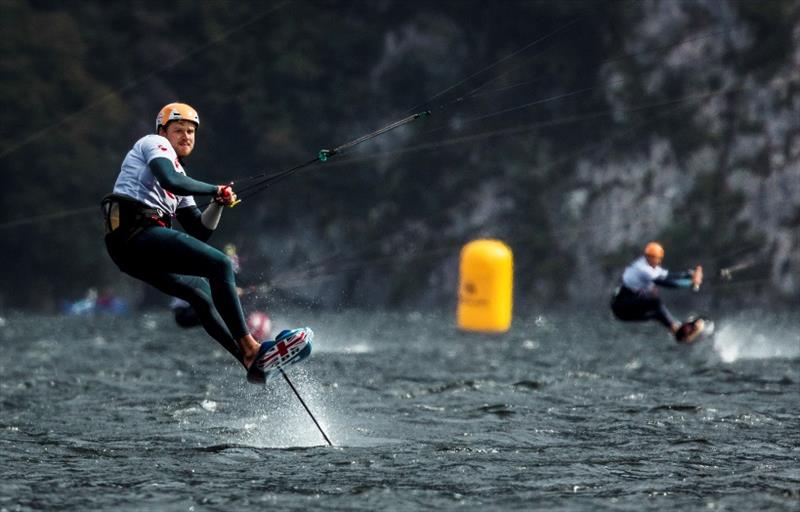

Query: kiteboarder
[611,242,705,342]
[101,102,309,383]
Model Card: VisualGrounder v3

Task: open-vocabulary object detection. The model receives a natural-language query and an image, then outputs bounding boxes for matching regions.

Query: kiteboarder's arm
[176,205,218,241]
[654,266,702,289]
[149,157,218,196]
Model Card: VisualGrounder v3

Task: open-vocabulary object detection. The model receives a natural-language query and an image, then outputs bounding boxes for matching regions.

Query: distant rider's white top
[621,256,668,293]
[113,134,196,214]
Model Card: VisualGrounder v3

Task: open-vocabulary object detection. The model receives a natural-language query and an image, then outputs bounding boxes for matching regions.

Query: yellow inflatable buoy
[457,239,513,333]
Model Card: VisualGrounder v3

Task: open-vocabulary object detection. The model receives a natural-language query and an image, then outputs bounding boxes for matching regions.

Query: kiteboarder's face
[646,254,662,268]
[160,120,196,158]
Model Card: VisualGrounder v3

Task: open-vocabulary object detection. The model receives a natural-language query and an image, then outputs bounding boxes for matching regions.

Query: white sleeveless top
[112,134,196,214]
[621,256,668,293]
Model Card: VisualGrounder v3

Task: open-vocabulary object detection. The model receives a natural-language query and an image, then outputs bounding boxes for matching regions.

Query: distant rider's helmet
[156,102,200,133]
[644,242,665,260]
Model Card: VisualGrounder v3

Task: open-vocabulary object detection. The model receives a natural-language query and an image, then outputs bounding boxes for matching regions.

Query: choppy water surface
[1,308,798,511]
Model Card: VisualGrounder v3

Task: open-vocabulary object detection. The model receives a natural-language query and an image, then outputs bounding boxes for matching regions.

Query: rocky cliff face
[548,1,799,304]
[159,1,800,311]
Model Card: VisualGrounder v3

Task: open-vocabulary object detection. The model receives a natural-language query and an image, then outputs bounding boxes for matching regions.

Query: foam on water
[228,367,405,448]
[231,370,336,448]
[711,316,800,363]
[317,341,374,354]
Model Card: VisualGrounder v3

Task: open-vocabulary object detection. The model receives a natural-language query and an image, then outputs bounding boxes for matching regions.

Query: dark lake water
[1,307,798,511]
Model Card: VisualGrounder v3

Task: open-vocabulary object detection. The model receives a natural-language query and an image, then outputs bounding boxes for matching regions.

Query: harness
[101,193,172,243]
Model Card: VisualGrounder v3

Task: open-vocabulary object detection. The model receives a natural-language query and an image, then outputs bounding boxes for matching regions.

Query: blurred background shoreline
[1,0,797,313]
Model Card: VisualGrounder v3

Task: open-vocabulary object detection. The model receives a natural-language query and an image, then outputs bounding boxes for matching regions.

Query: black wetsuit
[611,285,677,328]
[104,156,247,365]
[610,256,693,329]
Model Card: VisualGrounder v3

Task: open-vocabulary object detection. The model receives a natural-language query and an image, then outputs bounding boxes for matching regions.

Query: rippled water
[1,307,798,511]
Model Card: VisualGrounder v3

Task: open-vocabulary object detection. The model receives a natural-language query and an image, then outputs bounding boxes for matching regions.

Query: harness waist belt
[101,194,171,238]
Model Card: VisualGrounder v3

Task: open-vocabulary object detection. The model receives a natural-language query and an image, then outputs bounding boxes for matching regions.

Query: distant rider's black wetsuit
[610,256,693,329]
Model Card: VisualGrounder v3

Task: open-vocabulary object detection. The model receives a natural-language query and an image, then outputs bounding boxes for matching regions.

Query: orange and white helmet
[644,242,665,259]
[155,102,199,132]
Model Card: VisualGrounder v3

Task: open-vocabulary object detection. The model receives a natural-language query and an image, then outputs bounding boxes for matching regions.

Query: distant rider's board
[247,327,313,384]
[675,316,715,344]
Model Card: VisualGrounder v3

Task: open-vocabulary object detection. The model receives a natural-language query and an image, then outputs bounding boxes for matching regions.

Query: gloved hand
[692,265,703,291]
[215,185,238,206]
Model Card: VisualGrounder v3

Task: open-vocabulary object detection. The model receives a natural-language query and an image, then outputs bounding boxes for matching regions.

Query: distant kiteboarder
[611,242,706,342]
[62,287,128,316]
[101,102,310,383]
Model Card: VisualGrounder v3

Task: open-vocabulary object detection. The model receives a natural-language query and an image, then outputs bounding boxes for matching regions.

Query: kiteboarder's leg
[610,288,648,322]
[159,272,260,367]
[126,269,244,365]
[612,290,680,332]
[654,301,681,333]
[122,227,262,367]
[163,276,245,364]
[610,293,634,321]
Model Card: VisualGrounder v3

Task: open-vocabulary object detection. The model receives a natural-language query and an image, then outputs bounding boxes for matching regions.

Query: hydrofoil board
[247,327,313,384]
